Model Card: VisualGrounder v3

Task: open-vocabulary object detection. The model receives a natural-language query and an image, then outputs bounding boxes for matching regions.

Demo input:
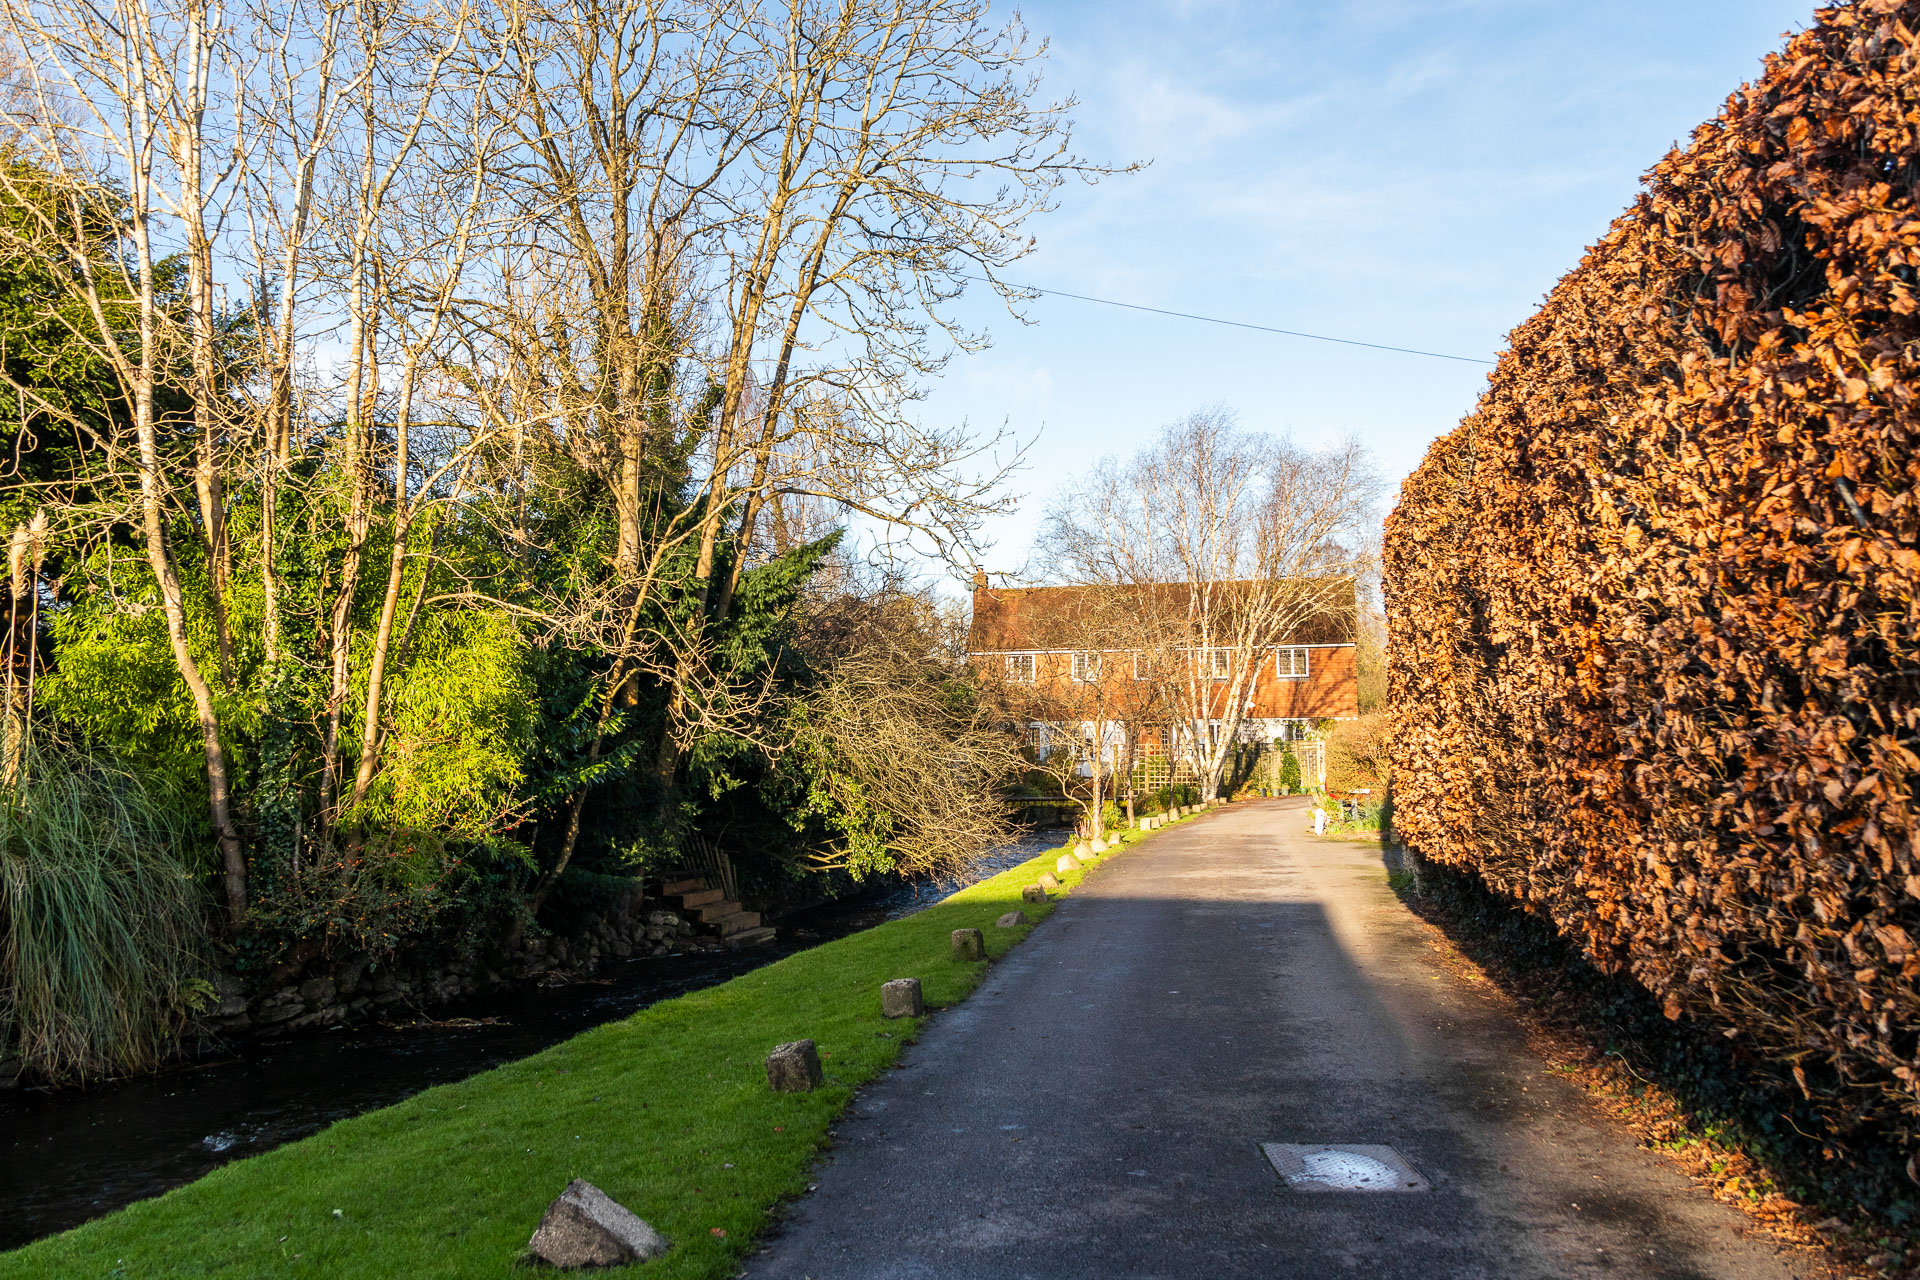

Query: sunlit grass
[0,826,1157,1278]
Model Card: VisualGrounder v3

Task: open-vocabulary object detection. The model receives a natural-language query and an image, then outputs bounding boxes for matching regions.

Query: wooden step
[672,888,726,910]
[710,910,763,936]
[692,899,745,924]
[725,925,777,949]
[661,877,708,897]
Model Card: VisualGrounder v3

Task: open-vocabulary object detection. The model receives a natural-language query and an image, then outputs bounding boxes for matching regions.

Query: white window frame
[1275,646,1310,679]
[1005,653,1036,684]
[1205,647,1231,681]
[1133,651,1151,681]
[1072,651,1101,682]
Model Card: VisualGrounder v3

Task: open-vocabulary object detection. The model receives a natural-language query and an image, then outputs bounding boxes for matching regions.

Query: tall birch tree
[1047,407,1378,800]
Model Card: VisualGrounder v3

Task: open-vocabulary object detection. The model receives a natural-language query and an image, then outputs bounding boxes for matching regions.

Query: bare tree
[1046,407,1377,800]
[0,0,505,911]
[466,0,1117,841]
[649,0,1114,779]
[791,583,1024,879]
[311,0,482,823]
[0,0,256,920]
[342,93,507,816]
[241,0,353,669]
[0,0,1114,938]
[462,0,744,895]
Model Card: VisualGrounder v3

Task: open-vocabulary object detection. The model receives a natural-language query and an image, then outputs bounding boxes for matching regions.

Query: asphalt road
[745,798,1823,1280]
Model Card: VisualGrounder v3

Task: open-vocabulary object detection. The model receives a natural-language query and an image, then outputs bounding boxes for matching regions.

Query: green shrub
[1326,800,1385,837]
[0,739,210,1081]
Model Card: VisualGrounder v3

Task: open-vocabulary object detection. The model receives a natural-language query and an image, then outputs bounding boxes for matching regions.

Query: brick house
[968,577,1359,775]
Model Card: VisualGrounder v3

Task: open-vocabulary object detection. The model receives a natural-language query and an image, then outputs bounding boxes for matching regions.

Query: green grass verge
[0,827,1161,1279]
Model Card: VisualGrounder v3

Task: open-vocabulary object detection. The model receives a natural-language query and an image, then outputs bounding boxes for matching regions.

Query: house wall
[981,643,1360,726]
[1247,645,1358,719]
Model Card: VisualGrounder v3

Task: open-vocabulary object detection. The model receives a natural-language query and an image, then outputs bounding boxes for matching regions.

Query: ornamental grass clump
[1386,0,1920,1158]
[0,740,208,1081]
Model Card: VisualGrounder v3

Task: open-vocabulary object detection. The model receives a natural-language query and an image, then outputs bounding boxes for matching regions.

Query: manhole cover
[1261,1143,1431,1192]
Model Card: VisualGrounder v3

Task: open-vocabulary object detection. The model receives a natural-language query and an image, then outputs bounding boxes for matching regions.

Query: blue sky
[919,0,1815,579]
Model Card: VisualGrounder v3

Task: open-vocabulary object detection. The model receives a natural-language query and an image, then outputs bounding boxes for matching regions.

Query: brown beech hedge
[1385,0,1920,1147]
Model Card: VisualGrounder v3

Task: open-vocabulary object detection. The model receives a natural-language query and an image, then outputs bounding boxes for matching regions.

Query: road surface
[746,798,1820,1279]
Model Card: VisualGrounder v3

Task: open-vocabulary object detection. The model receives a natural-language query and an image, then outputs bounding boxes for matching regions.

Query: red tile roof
[968,580,1356,652]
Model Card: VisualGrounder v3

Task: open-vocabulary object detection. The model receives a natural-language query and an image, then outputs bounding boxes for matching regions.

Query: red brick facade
[968,582,1360,740]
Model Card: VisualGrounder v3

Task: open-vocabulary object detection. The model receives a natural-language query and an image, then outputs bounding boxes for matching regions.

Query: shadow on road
[747,801,1795,1279]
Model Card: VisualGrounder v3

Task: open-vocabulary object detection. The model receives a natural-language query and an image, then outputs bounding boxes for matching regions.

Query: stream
[0,832,1055,1250]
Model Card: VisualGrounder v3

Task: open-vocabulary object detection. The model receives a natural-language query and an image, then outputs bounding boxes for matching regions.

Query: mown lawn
[0,825,1163,1279]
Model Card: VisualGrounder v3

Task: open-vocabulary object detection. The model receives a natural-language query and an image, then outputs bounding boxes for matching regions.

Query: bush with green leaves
[0,739,210,1080]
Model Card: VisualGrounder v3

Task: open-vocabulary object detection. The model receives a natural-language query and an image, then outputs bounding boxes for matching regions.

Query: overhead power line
[976,276,1496,366]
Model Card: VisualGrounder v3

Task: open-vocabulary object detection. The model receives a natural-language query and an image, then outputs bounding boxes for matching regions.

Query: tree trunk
[136,367,248,925]
[1089,724,1105,840]
[182,0,237,690]
[319,289,376,821]
[347,514,411,810]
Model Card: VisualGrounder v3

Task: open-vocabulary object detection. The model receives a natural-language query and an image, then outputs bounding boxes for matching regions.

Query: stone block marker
[951,928,985,961]
[1090,837,1108,853]
[1073,840,1091,858]
[528,1179,669,1269]
[766,1039,823,1092]
[881,978,924,1018]
[1056,853,1080,875]
[996,910,1026,928]
[1021,884,1047,904]
[1038,872,1061,893]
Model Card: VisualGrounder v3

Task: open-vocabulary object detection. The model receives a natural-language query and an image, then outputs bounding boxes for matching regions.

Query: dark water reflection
[0,833,1054,1250]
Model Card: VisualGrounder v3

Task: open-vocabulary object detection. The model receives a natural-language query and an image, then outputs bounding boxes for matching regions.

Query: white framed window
[1006,653,1035,683]
[1072,651,1101,682]
[1275,646,1310,679]
[1205,647,1231,681]
[1133,651,1152,680]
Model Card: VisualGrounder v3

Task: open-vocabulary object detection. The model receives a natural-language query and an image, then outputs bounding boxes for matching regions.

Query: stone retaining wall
[206,895,714,1042]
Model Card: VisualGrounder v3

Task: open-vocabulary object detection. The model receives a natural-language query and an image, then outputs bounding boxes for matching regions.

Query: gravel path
[744,798,1824,1280]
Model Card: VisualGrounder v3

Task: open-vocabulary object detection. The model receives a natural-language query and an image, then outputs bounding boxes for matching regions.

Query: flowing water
[0,833,1055,1250]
